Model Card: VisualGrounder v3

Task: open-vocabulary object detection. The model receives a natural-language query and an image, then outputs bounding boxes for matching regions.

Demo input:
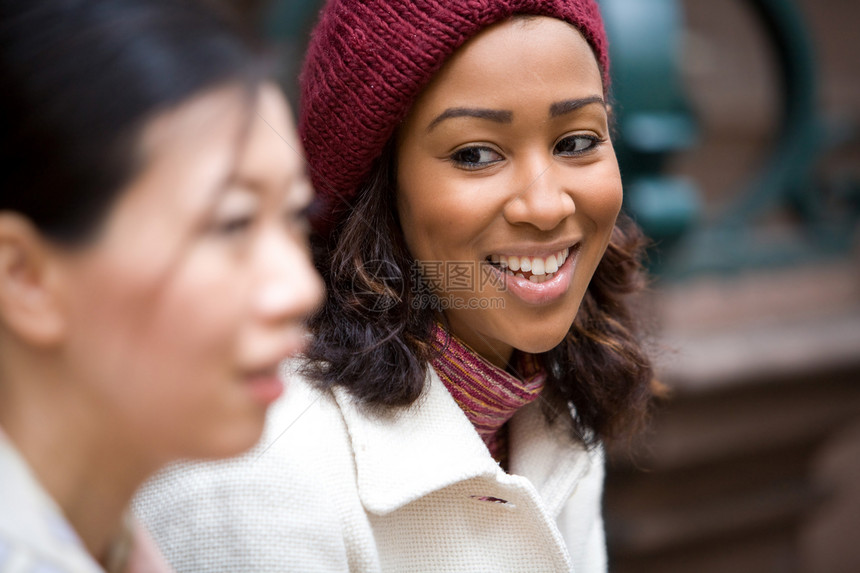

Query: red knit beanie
[299,0,610,232]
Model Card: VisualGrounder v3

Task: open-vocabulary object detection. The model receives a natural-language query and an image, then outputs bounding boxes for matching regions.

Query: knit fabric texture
[431,323,546,460]
[299,0,610,231]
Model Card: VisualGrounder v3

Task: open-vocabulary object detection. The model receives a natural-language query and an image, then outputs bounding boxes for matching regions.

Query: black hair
[0,0,270,243]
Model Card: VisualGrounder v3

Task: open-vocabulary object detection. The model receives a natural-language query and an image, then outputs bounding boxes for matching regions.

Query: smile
[483,244,580,306]
[487,247,570,284]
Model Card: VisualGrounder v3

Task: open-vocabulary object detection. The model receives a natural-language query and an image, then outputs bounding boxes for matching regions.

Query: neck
[0,368,157,564]
[442,315,514,369]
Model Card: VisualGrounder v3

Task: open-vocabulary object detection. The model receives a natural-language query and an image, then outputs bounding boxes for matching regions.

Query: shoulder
[0,434,103,573]
[134,366,366,572]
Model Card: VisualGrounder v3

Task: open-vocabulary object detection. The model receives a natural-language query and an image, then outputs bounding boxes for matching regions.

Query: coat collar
[333,366,600,518]
[333,367,500,515]
[508,400,603,518]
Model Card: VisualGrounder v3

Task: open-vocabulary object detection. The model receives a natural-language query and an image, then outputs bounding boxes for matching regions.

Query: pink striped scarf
[431,323,546,460]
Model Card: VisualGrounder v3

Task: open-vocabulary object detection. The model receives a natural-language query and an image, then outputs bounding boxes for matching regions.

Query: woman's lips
[488,244,579,306]
[244,373,284,404]
[241,333,307,404]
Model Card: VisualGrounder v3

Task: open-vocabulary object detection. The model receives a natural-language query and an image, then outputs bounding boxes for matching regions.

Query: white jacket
[134,365,607,572]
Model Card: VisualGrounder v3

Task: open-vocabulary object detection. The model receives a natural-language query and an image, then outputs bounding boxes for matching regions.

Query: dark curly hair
[303,139,654,447]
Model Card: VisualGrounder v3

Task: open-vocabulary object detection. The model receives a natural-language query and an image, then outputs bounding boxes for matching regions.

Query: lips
[240,332,308,404]
[243,372,284,404]
[485,244,580,305]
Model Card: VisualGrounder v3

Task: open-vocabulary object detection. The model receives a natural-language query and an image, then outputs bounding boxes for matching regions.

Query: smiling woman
[0,1,322,571]
[134,1,654,572]
[299,9,653,457]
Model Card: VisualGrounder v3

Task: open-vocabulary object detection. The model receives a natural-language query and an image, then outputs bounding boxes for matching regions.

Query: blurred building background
[259,0,860,570]
[599,0,860,572]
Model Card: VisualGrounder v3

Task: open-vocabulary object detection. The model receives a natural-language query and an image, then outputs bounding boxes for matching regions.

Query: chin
[510,328,571,356]
[185,416,267,461]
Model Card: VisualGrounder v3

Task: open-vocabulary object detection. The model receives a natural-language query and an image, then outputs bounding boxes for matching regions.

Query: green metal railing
[599,0,859,278]
[597,0,701,249]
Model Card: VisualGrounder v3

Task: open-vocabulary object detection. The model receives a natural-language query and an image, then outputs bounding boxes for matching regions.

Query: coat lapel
[332,368,502,516]
[333,366,601,520]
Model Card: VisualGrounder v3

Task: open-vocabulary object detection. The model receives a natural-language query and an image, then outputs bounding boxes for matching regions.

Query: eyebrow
[549,96,606,118]
[427,107,513,131]
[426,96,606,132]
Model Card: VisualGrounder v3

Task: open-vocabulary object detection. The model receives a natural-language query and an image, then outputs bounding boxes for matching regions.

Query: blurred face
[397,17,622,368]
[56,83,323,461]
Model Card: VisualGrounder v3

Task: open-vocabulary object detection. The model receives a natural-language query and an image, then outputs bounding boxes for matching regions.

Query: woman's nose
[503,159,576,231]
[253,231,324,324]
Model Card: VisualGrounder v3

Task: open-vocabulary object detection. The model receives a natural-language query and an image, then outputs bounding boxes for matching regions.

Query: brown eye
[555,135,600,156]
[450,146,503,169]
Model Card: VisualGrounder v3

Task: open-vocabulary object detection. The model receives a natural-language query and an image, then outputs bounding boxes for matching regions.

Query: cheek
[71,253,254,461]
[396,175,438,259]
[142,256,247,362]
[399,203,438,262]
[396,144,466,259]
[397,170,494,263]
[69,250,244,390]
[581,160,623,238]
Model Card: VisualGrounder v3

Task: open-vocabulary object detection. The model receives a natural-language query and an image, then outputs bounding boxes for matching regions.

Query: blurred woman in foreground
[0,1,322,570]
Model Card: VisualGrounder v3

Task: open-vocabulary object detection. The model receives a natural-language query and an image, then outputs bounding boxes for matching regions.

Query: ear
[0,213,67,346]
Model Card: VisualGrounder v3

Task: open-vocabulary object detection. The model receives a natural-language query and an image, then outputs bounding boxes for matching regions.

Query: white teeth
[529,275,539,283]
[491,247,573,276]
[516,272,525,279]
[519,258,532,272]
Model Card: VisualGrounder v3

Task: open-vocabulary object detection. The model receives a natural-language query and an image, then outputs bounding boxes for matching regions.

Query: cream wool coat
[134,365,607,573]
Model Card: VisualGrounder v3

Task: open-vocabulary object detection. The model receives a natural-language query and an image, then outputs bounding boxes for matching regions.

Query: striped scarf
[431,323,546,461]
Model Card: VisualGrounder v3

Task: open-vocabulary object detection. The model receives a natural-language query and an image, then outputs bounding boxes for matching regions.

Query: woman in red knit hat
[136,1,654,571]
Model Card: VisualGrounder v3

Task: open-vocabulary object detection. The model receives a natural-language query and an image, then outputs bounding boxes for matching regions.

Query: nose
[503,157,576,231]
[253,230,324,325]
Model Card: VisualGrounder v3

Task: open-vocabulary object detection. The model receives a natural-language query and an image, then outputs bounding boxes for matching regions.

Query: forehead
[138,82,297,176]
[130,83,297,209]
[409,16,603,119]
[132,86,253,210]
[96,84,299,244]
[231,84,302,185]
